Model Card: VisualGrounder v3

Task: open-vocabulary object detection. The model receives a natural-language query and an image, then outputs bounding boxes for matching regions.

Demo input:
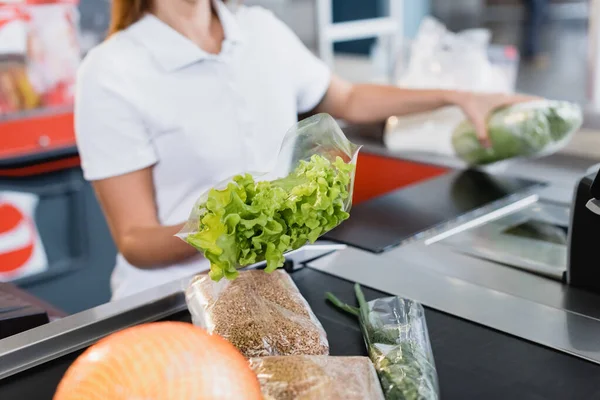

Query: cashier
[75,0,532,300]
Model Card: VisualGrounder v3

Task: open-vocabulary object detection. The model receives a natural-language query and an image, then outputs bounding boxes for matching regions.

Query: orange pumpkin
[54,321,263,400]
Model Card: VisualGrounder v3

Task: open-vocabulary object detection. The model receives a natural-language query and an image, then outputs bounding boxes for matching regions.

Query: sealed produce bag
[186,269,329,358]
[249,355,385,400]
[327,284,439,400]
[384,18,582,166]
[177,113,360,281]
[452,100,582,165]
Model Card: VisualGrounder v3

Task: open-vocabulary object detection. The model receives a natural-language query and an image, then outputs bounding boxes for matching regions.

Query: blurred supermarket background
[78,0,592,102]
[0,0,598,313]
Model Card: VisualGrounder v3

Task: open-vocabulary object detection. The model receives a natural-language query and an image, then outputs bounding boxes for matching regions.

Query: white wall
[244,0,318,49]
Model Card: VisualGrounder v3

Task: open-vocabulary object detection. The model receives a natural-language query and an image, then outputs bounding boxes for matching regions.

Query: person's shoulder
[78,33,143,84]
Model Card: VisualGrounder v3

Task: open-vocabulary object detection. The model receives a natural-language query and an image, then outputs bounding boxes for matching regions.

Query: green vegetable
[186,155,354,281]
[545,102,583,141]
[326,285,439,400]
[452,101,582,165]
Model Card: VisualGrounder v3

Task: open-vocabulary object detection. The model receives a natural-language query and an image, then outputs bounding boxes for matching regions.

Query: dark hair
[108,0,151,35]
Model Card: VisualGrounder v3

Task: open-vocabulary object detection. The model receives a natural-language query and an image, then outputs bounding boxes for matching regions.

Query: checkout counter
[1,126,600,399]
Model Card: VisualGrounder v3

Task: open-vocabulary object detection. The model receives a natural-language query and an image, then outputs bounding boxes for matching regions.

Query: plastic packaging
[249,356,385,400]
[327,284,439,400]
[452,100,583,165]
[384,17,525,163]
[366,297,439,400]
[186,269,329,358]
[177,113,360,282]
[395,17,511,93]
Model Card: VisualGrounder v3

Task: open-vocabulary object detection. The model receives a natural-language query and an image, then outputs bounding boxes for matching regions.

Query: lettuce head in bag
[177,114,361,282]
[452,100,582,165]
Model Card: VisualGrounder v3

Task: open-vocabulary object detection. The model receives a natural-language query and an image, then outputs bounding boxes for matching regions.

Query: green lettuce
[186,155,355,281]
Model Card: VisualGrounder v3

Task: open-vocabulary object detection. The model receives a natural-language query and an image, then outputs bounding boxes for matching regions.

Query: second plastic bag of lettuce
[177,113,361,282]
[452,100,582,166]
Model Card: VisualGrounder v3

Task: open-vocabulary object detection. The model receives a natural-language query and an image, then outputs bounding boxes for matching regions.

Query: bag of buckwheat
[186,269,329,358]
[249,356,385,400]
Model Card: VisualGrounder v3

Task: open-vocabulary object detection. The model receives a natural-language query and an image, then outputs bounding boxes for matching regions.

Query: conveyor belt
[2,267,600,400]
[296,268,600,400]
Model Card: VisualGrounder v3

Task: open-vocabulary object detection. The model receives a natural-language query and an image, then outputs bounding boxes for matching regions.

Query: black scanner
[567,168,600,292]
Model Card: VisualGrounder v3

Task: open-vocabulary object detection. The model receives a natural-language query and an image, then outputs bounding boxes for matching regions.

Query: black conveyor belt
[2,268,600,399]
[293,268,600,400]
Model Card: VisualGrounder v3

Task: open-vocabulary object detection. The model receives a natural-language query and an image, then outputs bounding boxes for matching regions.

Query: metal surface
[0,243,340,380]
[587,199,600,215]
[325,168,542,254]
[434,201,569,280]
[0,278,186,381]
[421,194,539,245]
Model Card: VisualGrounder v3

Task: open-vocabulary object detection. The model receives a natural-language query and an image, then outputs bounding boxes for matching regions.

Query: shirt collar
[127,0,244,72]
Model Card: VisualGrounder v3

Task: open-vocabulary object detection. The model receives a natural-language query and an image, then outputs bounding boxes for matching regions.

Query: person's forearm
[340,84,463,124]
[120,223,199,269]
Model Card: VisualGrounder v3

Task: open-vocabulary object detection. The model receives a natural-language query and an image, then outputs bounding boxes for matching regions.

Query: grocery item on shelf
[53,322,263,400]
[178,113,361,281]
[0,61,40,113]
[250,355,385,400]
[186,269,329,358]
[0,2,80,117]
[327,284,440,400]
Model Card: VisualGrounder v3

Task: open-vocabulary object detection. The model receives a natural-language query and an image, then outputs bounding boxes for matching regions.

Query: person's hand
[453,91,541,147]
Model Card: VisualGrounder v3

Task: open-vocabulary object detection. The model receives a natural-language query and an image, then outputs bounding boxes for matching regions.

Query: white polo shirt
[75,1,331,300]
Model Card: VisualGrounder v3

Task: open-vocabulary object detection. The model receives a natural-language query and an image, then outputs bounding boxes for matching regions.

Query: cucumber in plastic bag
[452,100,583,165]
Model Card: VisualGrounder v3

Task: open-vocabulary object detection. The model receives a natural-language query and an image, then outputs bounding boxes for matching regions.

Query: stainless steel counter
[1,139,599,396]
[309,184,600,365]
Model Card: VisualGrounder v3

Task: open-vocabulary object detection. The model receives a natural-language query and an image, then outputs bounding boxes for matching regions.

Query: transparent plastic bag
[452,100,583,166]
[396,17,509,93]
[177,113,360,282]
[327,285,439,400]
[186,269,329,358]
[249,355,385,400]
[384,17,519,159]
[366,297,439,400]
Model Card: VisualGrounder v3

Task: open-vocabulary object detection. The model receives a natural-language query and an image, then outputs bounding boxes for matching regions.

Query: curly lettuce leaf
[186,155,355,281]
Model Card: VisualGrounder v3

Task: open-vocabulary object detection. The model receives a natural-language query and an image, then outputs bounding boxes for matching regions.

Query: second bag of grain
[186,269,329,358]
[250,356,385,400]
